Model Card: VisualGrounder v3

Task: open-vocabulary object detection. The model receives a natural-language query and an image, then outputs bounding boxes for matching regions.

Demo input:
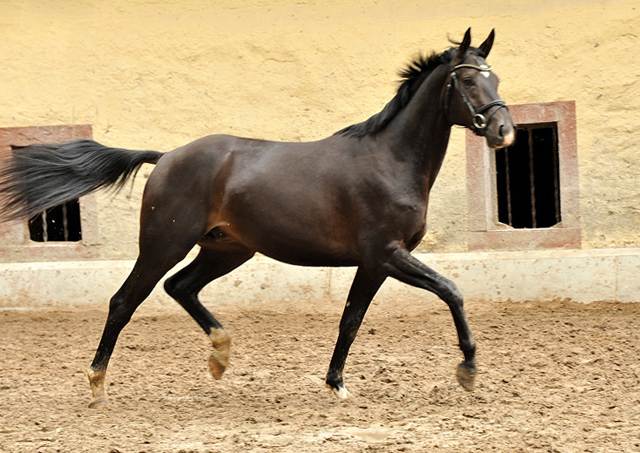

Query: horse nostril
[498,124,505,139]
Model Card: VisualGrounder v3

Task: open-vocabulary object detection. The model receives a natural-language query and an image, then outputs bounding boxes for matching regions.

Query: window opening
[495,123,561,229]
[28,199,82,242]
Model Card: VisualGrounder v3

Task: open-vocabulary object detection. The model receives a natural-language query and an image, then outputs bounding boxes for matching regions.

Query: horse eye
[463,77,474,87]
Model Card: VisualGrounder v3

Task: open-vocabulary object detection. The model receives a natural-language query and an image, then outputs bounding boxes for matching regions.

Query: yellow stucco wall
[1,0,639,259]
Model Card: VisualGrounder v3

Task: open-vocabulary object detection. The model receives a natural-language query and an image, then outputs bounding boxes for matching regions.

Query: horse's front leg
[326,267,386,399]
[380,243,477,390]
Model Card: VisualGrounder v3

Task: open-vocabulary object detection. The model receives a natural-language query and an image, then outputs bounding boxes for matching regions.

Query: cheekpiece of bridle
[447,63,507,135]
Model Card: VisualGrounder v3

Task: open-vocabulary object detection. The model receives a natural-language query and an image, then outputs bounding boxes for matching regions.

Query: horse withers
[0,29,515,407]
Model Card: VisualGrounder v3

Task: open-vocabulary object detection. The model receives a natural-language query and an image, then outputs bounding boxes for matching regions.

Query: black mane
[335,47,457,138]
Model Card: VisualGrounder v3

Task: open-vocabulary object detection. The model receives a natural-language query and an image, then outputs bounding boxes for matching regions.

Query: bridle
[445,62,507,135]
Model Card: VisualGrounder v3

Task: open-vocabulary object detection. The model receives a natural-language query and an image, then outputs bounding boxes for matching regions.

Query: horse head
[445,28,516,149]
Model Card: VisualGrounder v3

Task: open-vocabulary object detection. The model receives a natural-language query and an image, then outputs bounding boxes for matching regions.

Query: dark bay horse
[0,29,515,407]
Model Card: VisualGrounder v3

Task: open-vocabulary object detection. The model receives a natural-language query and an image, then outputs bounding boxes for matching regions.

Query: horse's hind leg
[87,256,182,408]
[87,218,206,408]
[326,267,386,399]
[164,244,254,380]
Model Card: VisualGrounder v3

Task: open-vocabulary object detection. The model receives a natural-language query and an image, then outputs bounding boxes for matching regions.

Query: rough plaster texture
[0,0,639,260]
[1,249,638,309]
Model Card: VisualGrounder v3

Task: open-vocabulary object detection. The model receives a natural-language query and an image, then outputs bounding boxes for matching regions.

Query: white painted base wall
[1,248,638,309]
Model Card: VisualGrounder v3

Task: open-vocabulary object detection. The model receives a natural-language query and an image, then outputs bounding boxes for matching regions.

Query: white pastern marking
[333,386,351,400]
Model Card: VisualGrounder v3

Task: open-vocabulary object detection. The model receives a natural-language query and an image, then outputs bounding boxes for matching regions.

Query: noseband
[445,63,507,135]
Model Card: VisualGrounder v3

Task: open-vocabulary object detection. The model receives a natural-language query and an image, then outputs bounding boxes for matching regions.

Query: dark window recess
[495,124,561,228]
[28,199,82,242]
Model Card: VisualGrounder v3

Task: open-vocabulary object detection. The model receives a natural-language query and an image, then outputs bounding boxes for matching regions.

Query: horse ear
[478,29,495,58]
[453,28,472,64]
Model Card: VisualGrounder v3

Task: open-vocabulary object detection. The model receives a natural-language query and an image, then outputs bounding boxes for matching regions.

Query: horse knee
[338,309,367,343]
[106,292,138,328]
[438,278,464,308]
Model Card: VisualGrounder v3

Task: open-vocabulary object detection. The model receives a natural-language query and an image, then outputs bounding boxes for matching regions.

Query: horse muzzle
[484,110,516,149]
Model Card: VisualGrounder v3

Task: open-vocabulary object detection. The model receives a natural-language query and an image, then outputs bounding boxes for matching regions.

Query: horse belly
[258,236,360,267]
[221,202,360,267]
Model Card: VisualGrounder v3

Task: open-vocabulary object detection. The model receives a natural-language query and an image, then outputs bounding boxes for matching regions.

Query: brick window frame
[466,101,581,251]
[0,125,100,261]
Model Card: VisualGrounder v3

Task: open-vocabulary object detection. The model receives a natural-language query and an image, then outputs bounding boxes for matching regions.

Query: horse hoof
[208,353,227,380]
[88,396,109,409]
[327,384,352,400]
[456,363,477,391]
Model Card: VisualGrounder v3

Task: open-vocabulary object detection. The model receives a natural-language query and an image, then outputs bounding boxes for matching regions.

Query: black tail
[0,139,163,222]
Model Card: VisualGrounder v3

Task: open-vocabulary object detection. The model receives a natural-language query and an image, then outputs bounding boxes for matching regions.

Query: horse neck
[382,64,452,186]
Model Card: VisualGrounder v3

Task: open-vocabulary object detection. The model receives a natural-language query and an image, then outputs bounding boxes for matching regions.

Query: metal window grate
[28,199,82,242]
[495,123,561,229]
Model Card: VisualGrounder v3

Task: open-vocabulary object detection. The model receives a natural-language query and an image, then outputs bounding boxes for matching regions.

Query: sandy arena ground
[1,296,639,452]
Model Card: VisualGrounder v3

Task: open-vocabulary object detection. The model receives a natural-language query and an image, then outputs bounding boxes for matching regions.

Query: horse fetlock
[460,338,477,359]
[325,371,352,399]
[87,368,109,408]
[208,328,231,380]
